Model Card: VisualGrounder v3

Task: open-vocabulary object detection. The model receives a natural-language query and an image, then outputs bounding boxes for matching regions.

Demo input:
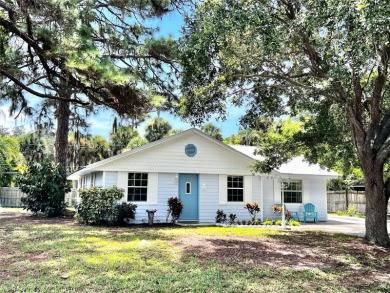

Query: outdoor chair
[303,203,318,223]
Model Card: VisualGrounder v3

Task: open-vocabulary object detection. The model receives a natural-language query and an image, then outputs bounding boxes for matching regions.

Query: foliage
[116,202,138,225]
[76,186,124,225]
[0,135,24,186]
[17,160,69,217]
[244,201,260,221]
[228,213,237,224]
[262,219,274,225]
[200,123,223,141]
[275,220,283,226]
[179,0,390,245]
[167,197,184,223]
[125,136,148,151]
[145,117,172,142]
[215,209,227,223]
[110,126,139,155]
[336,207,359,218]
[288,220,301,226]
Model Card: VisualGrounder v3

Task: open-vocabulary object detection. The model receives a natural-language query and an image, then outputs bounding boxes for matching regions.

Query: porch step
[178,220,199,224]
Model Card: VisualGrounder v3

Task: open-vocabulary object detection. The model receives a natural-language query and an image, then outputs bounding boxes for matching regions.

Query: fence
[0,187,78,207]
[327,190,390,214]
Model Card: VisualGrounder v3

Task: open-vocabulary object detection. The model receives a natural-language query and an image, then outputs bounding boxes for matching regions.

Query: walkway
[296,214,390,237]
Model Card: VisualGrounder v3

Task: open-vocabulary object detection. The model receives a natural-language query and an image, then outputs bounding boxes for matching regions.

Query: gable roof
[67,128,339,180]
[229,145,339,177]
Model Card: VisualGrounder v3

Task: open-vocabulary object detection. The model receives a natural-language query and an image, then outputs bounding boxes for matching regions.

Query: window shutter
[273,179,281,204]
[244,176,252,203]
[219,175,227,204]
[148,173,158,204]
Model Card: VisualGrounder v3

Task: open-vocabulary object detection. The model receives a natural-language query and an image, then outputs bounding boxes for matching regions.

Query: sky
[0,8,246,139]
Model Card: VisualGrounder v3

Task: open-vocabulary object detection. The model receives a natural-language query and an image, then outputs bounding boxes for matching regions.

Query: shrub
[17,160,70,217]
[347,206,357,217]
[336,210,344,216]
[215,209,227,223]
[76,186,124,225]
[229,213,237,224]
[245,201,261,221]
[288,220,301,226]
[275,219,283,226]
[262,219,274,225]
[167,197,184,223]
[251,219,261,225]
[116,202,137,224]
[241,220,247,225]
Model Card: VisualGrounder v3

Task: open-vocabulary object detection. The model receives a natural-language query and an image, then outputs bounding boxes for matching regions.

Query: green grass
[0,213,389,292]
[328,211,366,218]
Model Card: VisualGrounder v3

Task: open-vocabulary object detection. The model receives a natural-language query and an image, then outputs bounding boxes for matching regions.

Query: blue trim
[185,144,197,157]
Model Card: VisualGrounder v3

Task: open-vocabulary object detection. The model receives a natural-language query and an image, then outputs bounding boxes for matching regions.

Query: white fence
[327,190,390,214]
[0,187,78,207]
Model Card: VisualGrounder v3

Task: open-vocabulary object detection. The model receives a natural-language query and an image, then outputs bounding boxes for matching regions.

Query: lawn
[0,210,389,293]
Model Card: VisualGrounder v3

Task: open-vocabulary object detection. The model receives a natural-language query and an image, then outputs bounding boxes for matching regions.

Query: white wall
[104,172,118,187]
[97,133,253,175]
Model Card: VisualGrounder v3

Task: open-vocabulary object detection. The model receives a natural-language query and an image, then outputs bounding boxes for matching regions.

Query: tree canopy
[179,0,390,246]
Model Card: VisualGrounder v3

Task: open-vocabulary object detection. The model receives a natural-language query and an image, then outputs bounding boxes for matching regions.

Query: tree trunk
[362,162,390,246]
[55,98,71,176]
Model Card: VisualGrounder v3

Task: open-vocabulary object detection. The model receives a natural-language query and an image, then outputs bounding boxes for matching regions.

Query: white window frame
[227,175,244,202]
[281,180,303,203]
[127,173,148,202]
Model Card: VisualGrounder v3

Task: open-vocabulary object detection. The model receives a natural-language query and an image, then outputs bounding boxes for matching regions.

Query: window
[91,173,96,187]
[186,182,191,194]
[128,173,148,201]
[281,180,302,203]
[227,176,244,202]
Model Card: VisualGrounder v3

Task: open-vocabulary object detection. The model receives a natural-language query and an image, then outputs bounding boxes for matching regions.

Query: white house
[67,128,339,223]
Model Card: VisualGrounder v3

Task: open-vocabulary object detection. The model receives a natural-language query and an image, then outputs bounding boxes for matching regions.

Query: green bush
[116,202,137,224]
[336,210,344,216]
[229,213,237,224]
[17,160,70,217]
[275,219,283,226]
[262,219,274,225]
[287,220,301,226]
[215,209,227,223]
[76,186,124,225]
[347,206,357,217]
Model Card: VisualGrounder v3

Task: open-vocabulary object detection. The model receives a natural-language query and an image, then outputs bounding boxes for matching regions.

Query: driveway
[295,214,390,237]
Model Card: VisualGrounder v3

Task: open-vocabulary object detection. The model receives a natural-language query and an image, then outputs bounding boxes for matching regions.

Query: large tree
[179,0,390,246]
[0,0,188,173]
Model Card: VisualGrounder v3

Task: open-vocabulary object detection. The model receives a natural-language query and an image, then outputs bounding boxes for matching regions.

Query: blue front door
[179,174,198,220]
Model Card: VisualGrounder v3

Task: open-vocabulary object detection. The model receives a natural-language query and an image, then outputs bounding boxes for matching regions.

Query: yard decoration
[245,201,260,221]
[146,209,157,225]
[167,197,184,224]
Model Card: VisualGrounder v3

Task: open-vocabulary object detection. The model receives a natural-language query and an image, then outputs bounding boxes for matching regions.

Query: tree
[17,160,70,217]
[145,117,172,142]
[0,135,23,186]
[200,123,223,141]
[110,126,139,155]
[180,0,390,246]
[18,133,46,164]
[0,0,188,173]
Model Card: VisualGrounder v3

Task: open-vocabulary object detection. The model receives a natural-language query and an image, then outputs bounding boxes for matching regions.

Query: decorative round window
[185,144,197,157]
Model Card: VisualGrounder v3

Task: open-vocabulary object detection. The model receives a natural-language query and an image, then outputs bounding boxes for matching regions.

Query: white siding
[307,178,327,221]
[129,173,178,223]
[95,172,103,187]
[262,179,275,220]
[104,172,118,187]
[199,174,219,222]
[97,133,253,175]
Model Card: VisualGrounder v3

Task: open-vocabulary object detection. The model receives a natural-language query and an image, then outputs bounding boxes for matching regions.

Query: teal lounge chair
[303,203,318,223]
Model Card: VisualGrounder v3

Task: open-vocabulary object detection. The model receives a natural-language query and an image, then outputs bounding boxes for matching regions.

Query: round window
[185,144,197,157]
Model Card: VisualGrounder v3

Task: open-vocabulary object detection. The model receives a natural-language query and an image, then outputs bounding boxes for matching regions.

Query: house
[67,128,339,223]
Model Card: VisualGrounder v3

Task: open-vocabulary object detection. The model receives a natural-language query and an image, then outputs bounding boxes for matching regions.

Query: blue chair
[303,203,318,223]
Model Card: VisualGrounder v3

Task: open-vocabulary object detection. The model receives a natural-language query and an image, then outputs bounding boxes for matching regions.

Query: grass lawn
[0,210,389,292]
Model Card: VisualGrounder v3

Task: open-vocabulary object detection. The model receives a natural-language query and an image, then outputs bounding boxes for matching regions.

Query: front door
[179,174,199,220]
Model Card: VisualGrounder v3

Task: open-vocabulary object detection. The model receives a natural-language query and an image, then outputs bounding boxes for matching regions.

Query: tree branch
[0,67,89,105]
